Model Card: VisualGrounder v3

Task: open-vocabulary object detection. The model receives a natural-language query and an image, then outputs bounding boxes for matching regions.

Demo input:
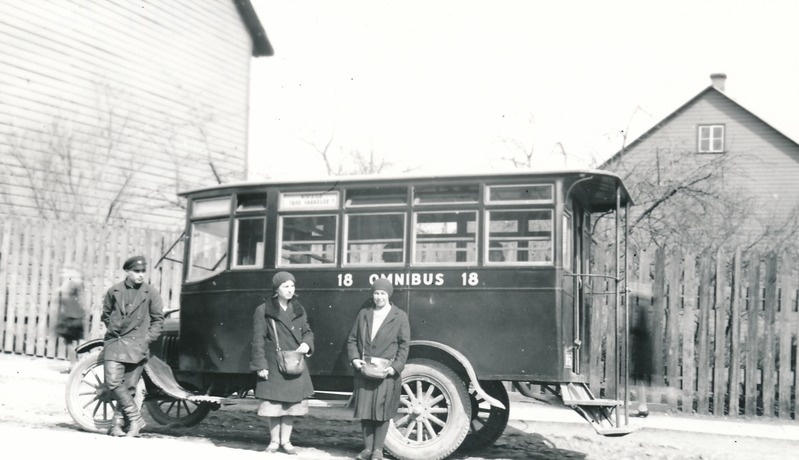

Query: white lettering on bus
[364,273,446,287]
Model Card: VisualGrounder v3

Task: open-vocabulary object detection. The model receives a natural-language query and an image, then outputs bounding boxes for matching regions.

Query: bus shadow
[137,410,585,460]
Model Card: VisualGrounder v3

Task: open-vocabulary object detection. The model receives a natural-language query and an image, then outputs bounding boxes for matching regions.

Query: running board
[556,383,635,436]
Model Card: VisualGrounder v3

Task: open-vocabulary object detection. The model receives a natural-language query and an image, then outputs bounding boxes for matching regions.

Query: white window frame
[697,124,725,153]
[483,209,554,266]
[343,212,406,267]
[277,214,338,267]
[412,210,478,266]
[231,216,266,269]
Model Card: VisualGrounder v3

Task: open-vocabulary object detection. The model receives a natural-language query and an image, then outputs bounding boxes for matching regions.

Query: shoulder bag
[271,318,306,375]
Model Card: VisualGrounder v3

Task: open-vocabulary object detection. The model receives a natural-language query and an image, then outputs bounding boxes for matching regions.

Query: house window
[697,125,725,153]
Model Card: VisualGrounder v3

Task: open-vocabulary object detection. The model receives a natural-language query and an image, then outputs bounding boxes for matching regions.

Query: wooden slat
[24,222,43,355]
[744,252,761,416]
[587,243,606,392]
[650,248,666,400]
[665,249,682,410]
[696,252,712,414]
[14,220,32,353]
[4,220,21,351]
[777,252,794,418]
[89,224,107,339]
[712,248,728,415]
[34,222,54,356]
[604,245,618,399]
[45,225,65,358]
[761,252,778,417]
[0,220,12,347]
[727,247,743,416]
[681,251,698,413]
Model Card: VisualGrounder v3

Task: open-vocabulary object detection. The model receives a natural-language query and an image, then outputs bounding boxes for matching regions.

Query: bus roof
[179,169,633,211]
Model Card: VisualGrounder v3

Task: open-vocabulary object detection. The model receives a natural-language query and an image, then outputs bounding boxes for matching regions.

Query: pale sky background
[247,0,799,180]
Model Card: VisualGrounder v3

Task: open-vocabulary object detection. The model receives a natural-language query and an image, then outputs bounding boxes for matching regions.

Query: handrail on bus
[411,339,506,410]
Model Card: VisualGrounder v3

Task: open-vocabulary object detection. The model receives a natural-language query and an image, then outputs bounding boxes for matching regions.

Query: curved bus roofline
[411,339,506,410]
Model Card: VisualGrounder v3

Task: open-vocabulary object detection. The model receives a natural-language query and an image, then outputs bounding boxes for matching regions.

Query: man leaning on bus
[101,255,165,437]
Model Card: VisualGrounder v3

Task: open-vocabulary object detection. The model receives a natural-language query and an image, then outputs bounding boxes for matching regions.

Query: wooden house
[601,74,799,249]
[0,0,272,228]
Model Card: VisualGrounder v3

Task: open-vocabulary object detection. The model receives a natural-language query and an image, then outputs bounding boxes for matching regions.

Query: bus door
[564,202,587,375]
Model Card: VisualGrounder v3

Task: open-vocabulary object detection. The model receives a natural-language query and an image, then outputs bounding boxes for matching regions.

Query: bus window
[414,184,479,204]
[345,213,405,265]
[279,215,337,266]
[233,193,266,269]
[414,211,477,265]
[233,217,265,268]
[486,184,553,204]
[486,210,552,264]
[345,187,407,207]
[563,211,573,271]
[192,196,231,218]
[188,219,229,281]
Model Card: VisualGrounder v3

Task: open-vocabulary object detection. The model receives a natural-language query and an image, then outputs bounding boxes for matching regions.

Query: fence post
[665,249,682,410]
[728,247,743,416]
[681,251,698,413]
[696,252,712,414]
[712,247,728,415]
[744,252,761,416]
[762,252,778,417]
[0,220,12,349]
[777,251,794,419]
[651,248,666,402]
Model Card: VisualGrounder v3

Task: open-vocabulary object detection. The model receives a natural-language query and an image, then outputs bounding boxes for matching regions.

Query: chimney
[710,73,727,92]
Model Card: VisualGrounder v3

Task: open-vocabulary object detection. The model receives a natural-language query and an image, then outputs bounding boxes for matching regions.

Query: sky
[247,0,799,180]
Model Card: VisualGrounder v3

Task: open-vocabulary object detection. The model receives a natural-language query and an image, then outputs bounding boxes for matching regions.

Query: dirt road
[2,353,798,459]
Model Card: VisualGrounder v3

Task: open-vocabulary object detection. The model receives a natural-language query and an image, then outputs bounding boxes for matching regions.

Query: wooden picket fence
[587,245,799,420]
[0,216,182,360]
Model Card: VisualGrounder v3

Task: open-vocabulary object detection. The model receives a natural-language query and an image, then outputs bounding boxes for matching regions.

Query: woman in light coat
[346,278,410,460]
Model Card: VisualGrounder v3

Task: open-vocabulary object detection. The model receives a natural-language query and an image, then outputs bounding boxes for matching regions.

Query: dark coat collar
[264,296,305,321]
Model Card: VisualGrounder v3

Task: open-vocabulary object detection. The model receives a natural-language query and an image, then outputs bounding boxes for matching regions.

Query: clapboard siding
[0,0,256,228]
[609,88,799,241]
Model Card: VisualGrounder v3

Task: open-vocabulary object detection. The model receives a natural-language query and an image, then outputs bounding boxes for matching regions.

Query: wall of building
[0,0,254,228]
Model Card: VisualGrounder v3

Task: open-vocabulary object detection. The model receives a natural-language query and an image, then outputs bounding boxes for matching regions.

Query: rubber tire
[385,359,472,460]
[144,388,211,427]
[458,380,510,452]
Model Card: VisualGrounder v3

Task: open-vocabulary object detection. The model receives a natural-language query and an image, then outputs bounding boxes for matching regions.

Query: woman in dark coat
[250,271,314,454]
[346,278,410,460]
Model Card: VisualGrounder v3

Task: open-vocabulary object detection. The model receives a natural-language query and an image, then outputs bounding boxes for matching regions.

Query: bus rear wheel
[458,380,510,452]
[386,359,472,460]
[144,389,211,427]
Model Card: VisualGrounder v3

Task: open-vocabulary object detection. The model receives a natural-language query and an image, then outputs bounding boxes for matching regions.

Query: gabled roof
[600,84,799,168]
[234,0,274,57]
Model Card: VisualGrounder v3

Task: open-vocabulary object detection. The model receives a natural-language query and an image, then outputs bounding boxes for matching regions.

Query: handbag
[359,320,393,380]
[271,318,306,375]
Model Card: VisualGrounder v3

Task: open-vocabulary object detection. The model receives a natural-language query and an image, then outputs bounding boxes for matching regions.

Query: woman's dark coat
[346,301,410,420]
[250,297,315,403]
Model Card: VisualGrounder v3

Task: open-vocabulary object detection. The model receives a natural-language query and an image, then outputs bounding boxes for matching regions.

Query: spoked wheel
[144,389,211,427]
[65,351,114,432]
[386,359,472,460]
[458,380,510,452]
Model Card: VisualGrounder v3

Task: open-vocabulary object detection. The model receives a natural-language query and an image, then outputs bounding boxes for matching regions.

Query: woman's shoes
[370,451,384,460]
[355,449,372,460]
[633,409,649,418]
[281,442,297,455]
[265,442,280,453]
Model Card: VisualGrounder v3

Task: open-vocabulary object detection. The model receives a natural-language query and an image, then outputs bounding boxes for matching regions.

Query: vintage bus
[67,169,634,459]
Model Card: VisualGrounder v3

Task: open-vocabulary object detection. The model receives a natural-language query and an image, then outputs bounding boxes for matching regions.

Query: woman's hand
[351,359,365,370]
[296,342,310,354]
[257,369,269,380]
[384,366,395,377]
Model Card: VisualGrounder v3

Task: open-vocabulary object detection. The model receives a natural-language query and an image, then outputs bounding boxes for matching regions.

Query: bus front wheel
[386,359,472,460]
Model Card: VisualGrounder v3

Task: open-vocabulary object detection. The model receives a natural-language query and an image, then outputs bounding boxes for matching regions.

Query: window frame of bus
[231,193,267,270]
[276,191,339,267]
[483,183,555,266]
[187,196,233,282]
[343,212,406,266]
[412,210,478,266]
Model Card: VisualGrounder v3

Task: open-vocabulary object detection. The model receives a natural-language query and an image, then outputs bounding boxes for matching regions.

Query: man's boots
[107,408,126,437]
[112,385,146,437]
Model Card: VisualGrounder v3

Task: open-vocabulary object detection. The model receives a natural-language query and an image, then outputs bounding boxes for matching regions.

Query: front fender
[76,339,104,355]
